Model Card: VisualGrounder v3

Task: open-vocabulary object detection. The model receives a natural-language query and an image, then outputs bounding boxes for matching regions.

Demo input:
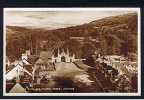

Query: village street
[53,62,85,77]
[48,62,104,92]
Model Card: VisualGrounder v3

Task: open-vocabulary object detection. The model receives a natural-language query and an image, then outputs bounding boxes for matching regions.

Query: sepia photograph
[3,8,140,96]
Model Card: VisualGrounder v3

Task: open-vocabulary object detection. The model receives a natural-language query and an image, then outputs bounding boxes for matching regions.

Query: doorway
[61,56,66,62]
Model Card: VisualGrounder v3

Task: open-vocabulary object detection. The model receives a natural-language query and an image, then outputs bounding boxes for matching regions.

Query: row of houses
[6,48,84,93]
[95,54,137,79]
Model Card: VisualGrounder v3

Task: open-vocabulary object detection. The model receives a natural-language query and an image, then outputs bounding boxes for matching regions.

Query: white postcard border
[3,7,141,96]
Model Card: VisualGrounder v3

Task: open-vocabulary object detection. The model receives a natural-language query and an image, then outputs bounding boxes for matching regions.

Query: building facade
[52,48,75,63]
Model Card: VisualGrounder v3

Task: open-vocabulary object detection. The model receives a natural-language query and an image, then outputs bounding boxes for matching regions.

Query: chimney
[22,53,28,60]
[26,50,30,56]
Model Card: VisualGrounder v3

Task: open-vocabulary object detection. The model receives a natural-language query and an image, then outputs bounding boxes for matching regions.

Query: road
[51,62,105,92]
[52,62,85,78]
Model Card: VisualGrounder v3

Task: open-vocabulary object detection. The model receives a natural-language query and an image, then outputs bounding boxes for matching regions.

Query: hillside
[6,13,138,61]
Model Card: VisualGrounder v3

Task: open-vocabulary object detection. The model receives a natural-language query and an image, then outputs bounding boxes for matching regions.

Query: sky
[5,9,137,29]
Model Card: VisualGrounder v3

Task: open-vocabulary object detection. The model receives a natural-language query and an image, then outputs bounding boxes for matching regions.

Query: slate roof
[40,51,53,59]
[9,83,27,93]
[35,51,53,64]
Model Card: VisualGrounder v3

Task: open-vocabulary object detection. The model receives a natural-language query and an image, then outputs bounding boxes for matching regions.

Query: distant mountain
[6,13,138,61]
[90,13,137,31]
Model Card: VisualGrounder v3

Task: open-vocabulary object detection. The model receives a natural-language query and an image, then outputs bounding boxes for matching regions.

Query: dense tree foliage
[6,13,137,61]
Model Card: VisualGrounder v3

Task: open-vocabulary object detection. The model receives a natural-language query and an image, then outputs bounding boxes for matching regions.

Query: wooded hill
[6,13,138,61]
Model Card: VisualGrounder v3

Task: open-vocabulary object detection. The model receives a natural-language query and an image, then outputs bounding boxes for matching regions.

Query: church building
[52,48,75,63]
